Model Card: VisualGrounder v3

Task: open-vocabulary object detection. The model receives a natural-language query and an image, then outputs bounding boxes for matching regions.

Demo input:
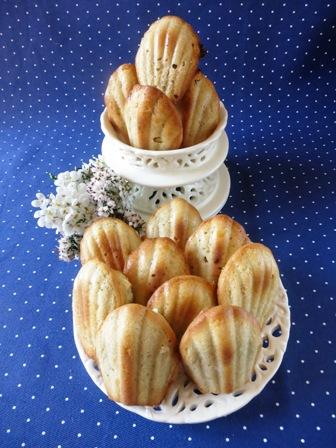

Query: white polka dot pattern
[0,1,335,447]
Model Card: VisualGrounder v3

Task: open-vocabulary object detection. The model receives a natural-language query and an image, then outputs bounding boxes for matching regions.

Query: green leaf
[48,172,57,181]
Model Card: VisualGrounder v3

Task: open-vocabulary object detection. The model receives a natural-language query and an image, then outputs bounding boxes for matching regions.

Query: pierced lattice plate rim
[73,280,290,424]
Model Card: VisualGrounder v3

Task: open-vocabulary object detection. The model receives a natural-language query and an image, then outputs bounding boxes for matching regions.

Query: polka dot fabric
[0,0,335,447]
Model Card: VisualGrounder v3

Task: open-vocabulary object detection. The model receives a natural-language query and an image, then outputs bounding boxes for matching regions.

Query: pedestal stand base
[132,164,231,220]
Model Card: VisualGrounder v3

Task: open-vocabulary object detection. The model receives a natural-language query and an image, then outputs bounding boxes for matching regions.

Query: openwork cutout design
[100,103,228,175]
[116,143,217,170]
[132,174,218,215]
[74,282,290,424]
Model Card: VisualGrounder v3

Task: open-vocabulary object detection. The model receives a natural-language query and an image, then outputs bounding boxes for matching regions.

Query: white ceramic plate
[73,281,290,424]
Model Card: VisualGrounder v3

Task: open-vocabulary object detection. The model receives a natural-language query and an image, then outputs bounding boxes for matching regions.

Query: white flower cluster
[32,170,96,236]
[83,157,132,217]
[32,156,144,261]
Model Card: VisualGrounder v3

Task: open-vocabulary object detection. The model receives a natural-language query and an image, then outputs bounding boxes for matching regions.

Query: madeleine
[124,85,183,150]
[146,198,202,249]
[80,218,141,271]
[73,260,133,360]
[185,215,249,286]
[180,305,261,394]
[96,304,178,405]
[124,237,189,305]
[147,275,216,339]
[135,16,201,103]
[180,71,220,147]
[218,243,280,327]
[104,63,138,143]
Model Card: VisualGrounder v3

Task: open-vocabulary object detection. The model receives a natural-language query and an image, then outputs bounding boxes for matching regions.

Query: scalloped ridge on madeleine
[146,198,202,249]
[80,218,141,271]
[73,259,133,360]
[147,275,216,340]
[217,243,280,327]
[124,237,189,305]
[135,16,201,103]
[179,71,221,147]
[96,303,179,406]
[104,63,138,144]
[180,305,261,394]
[185,215,250,286]
[124,85,183,150]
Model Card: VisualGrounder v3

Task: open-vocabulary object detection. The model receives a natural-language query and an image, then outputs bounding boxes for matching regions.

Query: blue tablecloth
[1,1,335,446]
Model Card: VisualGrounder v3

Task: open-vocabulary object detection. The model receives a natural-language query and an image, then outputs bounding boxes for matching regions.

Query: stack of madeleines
[104,15,224,150]
[73,198,282,406]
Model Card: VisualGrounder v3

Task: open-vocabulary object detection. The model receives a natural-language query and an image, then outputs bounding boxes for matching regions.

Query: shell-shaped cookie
[73,260,133,360]
[104,64,138,143]
[124,237,189,305]
[147,275,216,340]
[179,71,221,147]
[185,215,250,286]
[146,198,202,249]
[217,243,280,327]
[96,303,179,405]
[135,16,201,103]
[80,218,141,271]
[180,305,261,394]
[124,85,183,150]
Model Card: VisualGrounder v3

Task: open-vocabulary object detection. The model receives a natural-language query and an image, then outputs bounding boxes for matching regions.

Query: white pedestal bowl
[101,102,230,219]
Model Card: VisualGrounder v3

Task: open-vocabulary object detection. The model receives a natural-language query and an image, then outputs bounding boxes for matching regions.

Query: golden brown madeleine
[96,303,179,406]
[185,214,250,286]
[146,198,202,249]
[217,243,280,327]
[147,275,216,340]
[180,305,261,394]
[180,71,220,147]
[104,64,138,143]
[135,16,201,103]
[73,260,133,360]
[124,85,183,150]
[124,237,189,305]
[80,218,141,271]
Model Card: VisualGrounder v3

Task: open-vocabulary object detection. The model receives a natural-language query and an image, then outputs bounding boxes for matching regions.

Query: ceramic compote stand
[100,102,230,219]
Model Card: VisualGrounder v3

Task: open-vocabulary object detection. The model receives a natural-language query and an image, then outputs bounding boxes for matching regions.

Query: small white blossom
[31,192,50,209]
